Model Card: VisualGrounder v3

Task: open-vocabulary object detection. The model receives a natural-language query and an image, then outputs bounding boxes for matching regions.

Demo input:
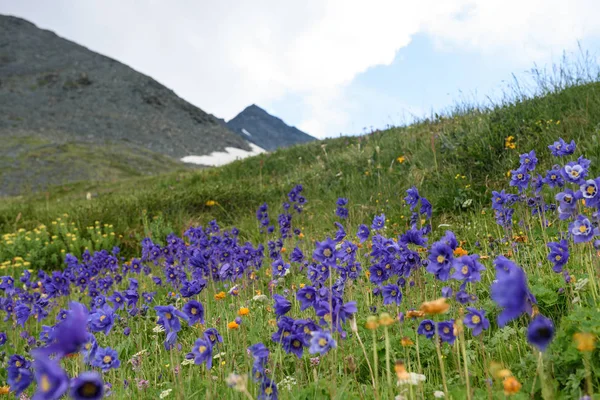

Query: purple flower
[313,238,339,266]
[548,138,576,156]
[0,331,6,346]
[427,242,454,281]
[543,169,564,188]
[569,215,599,243]
[580,178,600,208]
[154,305,188,333]
[463,308,489,336]
[203,328,223,347]
[92,347,120,372]
[417,319,435,339]
[451,255,485,283]
[562,156,590,184]
[273,294,292,317]
[455,290,477,304]
[555,189,579,220]
[371,214,385,230]
[441,286,453,298]
[547,240,569,273]
[7,362,33,396]
[357,224,370,243]
[259,378,278,400]
[192,338,213,369]
[527,315,555,351]
[405,187,420,210]
[272,259,290,277]
[491,257,535,327]
[333,222,346,242]
[519,150,537,171]
[510,166,530,192]
[382,284,402,305]
[183,300,205,325]
[437,321,456,345]
[309,331,336,355]
[70,371,104,400]
[88,305,115,335]
[283,333,306,358]
[296,286,317,311]
[32,355,69,400]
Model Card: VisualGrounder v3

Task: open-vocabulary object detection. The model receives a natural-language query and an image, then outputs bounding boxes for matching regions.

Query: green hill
[2,78,600,253]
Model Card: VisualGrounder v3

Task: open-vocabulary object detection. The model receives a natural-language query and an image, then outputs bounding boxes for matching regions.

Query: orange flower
[299,283,305,289]
[503,376,521,395]
[379,312,394,326]
[0,386,10,394]
[365,270,371,279]
[365,316,379,330]
[396,156,406,164]
[214,291,226,300]
[268,319,277,327]
[453,247,468,257]
[299,232,305,239]
[280,247,287,253]
[401,337,414,347]
[406,310,425,319]
[420,298,450,315]
[238,307,250,316]
[227,321,239,330]
[394,360,409,380]
[573,332,596,352]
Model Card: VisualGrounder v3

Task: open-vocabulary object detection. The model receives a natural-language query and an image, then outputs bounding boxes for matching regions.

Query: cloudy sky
[2,0,600,138]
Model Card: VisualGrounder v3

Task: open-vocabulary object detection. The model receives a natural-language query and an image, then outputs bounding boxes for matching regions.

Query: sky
[2,0,600,139]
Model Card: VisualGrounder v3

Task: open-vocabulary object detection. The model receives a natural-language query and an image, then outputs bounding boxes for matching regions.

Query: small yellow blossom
[573,332,596,352]
[227,321,240,330]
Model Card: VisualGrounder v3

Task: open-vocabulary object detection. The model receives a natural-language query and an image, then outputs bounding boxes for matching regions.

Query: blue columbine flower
[296,286,317,311]
[580,178,600,207]
[7,362,33,396]
[273,294,292,317]
[543,168,564,188]
[405,187,420,210]
[272,259,290,277]
[510,166,530,192]
[203,328,223,347]
[313,238,339,266]
[569,215,599,244]
[154,305,188,333]
[491,256,536,327]
[519,150,538,171]
[88,305,115,335]
[451,254,485,283]
[183,300,205,325]
[357,224,370,243]
[547,240,569,273]
[309,331,336,355]
[417,319,435,339]
[437,321,456,345]
[382,284,402,305]
[92,347,120,372]
[70,371,104,400]
[371,214,385,230]
[463,308,490,336]
[548,138,576,156]
[259,378,278,400]
[555,189,579,220]
[562,156,590,184]
[427,242,454,281]
[283,333,306,358]
[192,338,213,369]
[527,315,555,351]
[32,355,69,400]
[0,331,6,346]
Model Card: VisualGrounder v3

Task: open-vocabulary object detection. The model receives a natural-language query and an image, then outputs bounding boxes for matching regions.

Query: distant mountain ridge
[227,105,316,151]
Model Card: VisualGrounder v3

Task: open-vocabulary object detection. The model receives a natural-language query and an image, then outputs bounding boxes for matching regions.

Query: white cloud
[2,0,600,139]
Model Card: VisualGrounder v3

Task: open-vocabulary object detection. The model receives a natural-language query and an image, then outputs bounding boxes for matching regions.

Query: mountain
[227,104,316,151]
[0,15,252,195]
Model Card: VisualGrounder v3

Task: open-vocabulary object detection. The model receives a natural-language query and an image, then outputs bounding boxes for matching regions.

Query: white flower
[397,373,426,386]
[434,391,445,398]
[181,358,195,366]
[226,373,248,392]
[213,352,227,360]
[159,389,172,399]
[153,324,165,333]
[252,294,268,303]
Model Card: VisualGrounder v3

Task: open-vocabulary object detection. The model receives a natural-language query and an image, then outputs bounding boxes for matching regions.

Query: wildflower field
[2,65,600,400]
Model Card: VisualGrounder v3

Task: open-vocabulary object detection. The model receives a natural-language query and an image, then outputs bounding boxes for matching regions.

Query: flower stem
[435,328,449,396]
[459,328,472,400]
[384,326,392,390]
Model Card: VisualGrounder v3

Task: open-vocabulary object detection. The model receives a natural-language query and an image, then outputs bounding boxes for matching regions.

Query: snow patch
[241,128,252,137]
[181,143,266,167]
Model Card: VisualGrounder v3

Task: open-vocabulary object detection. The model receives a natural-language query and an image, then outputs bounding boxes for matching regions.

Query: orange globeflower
[214,291,226,300]
[0,386,10,395]
[453,247,468,257]
[573,332,596,352]
[365,316,379,330]
[238,307,250,316]
[420,298,450,315]
[503,376,522,395]
[379,313,395,326]
[401,337,414,347]
[227,321,239,330]
[406,310,425,319]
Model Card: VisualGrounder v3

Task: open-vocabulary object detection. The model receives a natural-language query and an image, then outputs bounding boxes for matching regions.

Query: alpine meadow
[2,49,600,400]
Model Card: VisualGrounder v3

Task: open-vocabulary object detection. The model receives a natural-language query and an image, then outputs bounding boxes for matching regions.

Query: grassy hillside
[0,135,191,196]
[2,79,600,253]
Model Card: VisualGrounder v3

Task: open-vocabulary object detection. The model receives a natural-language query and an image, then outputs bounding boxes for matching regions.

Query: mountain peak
[227,105,316,151]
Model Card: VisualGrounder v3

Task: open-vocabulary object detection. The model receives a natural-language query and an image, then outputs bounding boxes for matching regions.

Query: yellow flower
[396,156,406,164]
[420,298,450,315]
[0,386,10,395]
[205,200,217,206]
[573,332,596,352]
[504,136,516,150]
[503,376,521,395]
[227,321,240,330]
[238,307,250,316]
[214,291,226,300]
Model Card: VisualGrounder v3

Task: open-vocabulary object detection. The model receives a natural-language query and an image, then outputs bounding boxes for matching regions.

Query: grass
[0,53,600,399]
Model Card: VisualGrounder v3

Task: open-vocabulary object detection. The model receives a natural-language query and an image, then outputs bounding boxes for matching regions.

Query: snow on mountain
[181,143,266,167]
